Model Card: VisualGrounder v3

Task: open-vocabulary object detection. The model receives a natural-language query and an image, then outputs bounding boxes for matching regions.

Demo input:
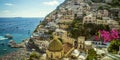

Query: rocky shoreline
[8,38,29,48]
[0,38,30,60]
[0,48,28,60]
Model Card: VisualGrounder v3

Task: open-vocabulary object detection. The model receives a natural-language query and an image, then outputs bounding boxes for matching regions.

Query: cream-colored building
[84,41,92,51]
[107,20,120,30]
[97,10,109,17]
[55,29,75,45]
[46,36,64,60]
[77,36,92,52]
[96,19,108,25]
[62,31,74,44]
[83,14,96,24]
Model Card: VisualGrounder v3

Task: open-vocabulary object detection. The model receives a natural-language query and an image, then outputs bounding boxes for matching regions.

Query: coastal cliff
[30,0,120,56]
[34,0,120,33]
[0,0,120,60]
[34,0,91,32]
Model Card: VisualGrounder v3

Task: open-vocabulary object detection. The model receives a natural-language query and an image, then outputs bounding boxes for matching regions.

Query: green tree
[86,48,97,60]
[28,52,41,60]
[68,20,110,39]
[68,19,84,39]
[98,5,111,10]
[109,0,120,7]
[108,40,120,54]
[112,0,120,6]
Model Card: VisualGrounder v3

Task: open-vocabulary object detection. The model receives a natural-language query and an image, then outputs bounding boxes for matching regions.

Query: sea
[0,17,43,57]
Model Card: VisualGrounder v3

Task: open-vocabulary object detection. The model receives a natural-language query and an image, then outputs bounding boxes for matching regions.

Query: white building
[46,22,59,28]
[71,49,80,57]
[107,20,119,30]
[96,19,108,25]
[97,10,109,17]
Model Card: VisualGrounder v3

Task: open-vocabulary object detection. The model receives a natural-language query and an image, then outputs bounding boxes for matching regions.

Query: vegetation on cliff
[68,19,110,39]
[86,48,97,60]
[28,51,41,60]
[108,40,120,54]
[109,0,120,7]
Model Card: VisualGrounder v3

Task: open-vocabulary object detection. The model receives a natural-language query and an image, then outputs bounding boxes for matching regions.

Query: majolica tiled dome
[48,36,63,52]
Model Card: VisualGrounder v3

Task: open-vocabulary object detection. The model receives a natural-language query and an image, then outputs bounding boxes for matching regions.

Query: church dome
[48,36,63,52]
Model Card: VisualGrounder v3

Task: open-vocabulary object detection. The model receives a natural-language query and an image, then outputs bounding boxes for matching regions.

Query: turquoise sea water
[0,18,42,56]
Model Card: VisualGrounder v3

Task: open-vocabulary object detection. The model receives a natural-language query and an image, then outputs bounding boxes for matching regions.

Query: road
[107,53,120,60]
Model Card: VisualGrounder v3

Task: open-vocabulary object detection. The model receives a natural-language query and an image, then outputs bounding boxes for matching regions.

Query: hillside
[34,0,91,32]
[27,0,120,60]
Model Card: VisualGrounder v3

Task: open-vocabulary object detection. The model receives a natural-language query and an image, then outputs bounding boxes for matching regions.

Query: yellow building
[54,29,75,45]
[46,36,64,60]
[77,36,92,53]
[77,36,85,49]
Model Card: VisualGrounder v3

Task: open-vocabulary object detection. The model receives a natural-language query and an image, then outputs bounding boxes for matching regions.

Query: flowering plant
[95,29,119,43]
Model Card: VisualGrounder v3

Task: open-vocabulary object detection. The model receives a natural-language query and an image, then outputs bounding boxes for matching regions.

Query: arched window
[74,41,78,48]
[80,45,82,48]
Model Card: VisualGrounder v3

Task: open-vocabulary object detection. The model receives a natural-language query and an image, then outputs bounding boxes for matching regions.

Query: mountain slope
[34,0,91,32]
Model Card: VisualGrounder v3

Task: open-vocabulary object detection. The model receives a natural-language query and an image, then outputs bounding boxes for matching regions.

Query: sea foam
[0,36,8,40]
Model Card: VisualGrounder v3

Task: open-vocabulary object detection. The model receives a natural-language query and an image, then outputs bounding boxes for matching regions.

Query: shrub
[108,40,120,54]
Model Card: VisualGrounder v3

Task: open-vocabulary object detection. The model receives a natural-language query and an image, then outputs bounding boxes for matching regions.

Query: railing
[64,47,74,57]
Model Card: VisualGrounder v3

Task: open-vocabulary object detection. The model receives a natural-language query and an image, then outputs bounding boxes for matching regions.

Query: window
[89,17,91,19]
[51,53,53,58]
[56,56,59,58]
[89,20,91,22]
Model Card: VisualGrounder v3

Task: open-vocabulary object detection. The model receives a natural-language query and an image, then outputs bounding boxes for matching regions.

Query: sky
[0,0,64,17]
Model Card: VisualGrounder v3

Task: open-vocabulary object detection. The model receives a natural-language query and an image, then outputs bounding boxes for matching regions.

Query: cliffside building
[97,10,109,18]
[83,14,96,24]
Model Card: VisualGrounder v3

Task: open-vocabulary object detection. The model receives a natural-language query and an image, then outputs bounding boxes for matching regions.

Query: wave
[0,36,8,40]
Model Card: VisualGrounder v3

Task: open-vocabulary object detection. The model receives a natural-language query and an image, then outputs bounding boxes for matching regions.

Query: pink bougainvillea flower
[96,29,119,43]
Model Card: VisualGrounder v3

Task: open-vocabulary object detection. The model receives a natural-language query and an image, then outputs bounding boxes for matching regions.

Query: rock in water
[4,34,13,39]
[8,40,25,48]
[8,40,17,47]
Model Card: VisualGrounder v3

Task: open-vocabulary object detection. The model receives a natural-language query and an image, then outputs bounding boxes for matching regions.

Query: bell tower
[77,36,85,49]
